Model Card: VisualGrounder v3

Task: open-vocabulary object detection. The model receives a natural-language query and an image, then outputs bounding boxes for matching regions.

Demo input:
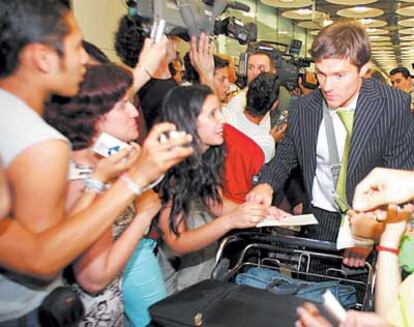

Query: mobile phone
[278,110,288,125]
[92,133,129,157]
[150,18,166,43]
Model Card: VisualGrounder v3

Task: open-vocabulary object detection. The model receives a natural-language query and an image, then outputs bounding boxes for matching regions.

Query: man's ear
[271,99,279,112]
[359,63,369,78]
[28,43,59,74]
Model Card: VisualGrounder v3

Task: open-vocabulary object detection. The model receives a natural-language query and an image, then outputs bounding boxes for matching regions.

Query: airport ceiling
[259,0,414,73]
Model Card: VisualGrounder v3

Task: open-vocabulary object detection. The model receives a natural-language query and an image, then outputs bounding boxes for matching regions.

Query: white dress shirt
[311,98,358,212]
[222,106,275,163]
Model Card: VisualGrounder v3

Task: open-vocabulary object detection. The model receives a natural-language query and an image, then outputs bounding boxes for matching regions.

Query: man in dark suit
[247,20,414,267]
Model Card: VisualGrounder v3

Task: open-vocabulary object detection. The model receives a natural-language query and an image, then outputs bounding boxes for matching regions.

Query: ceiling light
[361,18,374,24]
[298,8,312,15]
[352,6,369,13]
[323,19,334,26]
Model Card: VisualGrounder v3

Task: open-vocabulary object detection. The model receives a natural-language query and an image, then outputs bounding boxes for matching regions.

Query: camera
[93,133,130,157]
[159,130,186,144]
[127,0,257,44]
[237,40,314,91]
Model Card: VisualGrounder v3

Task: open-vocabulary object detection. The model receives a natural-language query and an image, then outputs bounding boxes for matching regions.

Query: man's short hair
[114,15,146,68]
[0,0,70,78]
[389,66,412,79]
[310,20,370,69]
[214,55,229,71]
[246,72,280,118]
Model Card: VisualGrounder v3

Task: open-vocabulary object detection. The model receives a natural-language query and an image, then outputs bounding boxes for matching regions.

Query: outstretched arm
[0,123,193,278]
[159,201,268,256]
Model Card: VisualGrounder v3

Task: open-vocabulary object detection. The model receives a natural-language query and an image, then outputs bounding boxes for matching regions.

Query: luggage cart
[211,230,375,311]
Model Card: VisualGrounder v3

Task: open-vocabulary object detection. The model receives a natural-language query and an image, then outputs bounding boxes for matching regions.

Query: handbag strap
[322,101,341,189]
[266,279,303,296]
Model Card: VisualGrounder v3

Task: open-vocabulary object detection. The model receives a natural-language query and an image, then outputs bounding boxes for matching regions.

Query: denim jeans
[0,308,40,327]
[235,267,356,309]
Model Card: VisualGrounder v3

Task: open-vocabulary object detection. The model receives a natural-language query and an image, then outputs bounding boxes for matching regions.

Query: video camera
[237,40,314,91]
[127,0,257,44]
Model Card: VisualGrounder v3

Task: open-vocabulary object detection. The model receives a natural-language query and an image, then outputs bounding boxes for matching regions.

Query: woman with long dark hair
[155,85,269,294]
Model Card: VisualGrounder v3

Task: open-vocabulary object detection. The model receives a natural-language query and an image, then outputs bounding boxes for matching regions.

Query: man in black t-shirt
[115,15,179,130]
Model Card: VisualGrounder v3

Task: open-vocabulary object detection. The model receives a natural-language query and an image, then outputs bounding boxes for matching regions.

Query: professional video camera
[126,0,257,44]
[237,40,314,91]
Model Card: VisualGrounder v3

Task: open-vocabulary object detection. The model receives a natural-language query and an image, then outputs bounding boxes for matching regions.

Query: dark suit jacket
[260,78,414,207]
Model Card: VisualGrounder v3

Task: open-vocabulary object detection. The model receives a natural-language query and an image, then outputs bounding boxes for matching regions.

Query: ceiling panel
[271,0,414,73]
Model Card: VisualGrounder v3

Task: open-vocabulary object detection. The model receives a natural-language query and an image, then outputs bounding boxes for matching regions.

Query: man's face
[390,73,412,93]
[52,13,88,97]
[167,36,179,64]
[213,66,230,102]
[316,57,367,109]
[247,54,274,84]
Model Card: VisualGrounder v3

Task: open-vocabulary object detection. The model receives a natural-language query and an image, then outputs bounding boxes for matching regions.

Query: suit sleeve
[384,92,414,170]
[258,103,300,192]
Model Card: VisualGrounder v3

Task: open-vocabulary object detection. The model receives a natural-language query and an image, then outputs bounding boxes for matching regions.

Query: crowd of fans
[0,1,413,326]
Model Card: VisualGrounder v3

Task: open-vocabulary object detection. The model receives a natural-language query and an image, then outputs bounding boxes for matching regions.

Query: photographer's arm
[129,37,169,94]
[190,33,215,89]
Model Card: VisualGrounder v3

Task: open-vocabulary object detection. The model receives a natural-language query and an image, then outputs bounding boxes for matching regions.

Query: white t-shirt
[223,106,275,163]
[0,88,68,321]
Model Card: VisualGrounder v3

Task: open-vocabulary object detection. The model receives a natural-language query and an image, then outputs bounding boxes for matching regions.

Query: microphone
[227,1,250,12]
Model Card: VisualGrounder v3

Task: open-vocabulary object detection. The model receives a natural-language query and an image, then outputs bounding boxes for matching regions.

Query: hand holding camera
[93,143,140,183]
[127,122,193,189]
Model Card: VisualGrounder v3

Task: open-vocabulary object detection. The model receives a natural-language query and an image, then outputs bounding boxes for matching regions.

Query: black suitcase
[149,279,313,327]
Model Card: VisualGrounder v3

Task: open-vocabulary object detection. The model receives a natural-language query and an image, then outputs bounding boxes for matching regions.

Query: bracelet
[84,178,105,193]
[137,63,153,78]
[120,173,143,196]
[376,245,400,255]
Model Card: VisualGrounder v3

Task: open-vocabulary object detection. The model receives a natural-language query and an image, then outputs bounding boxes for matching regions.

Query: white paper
[256,214,318,228]
[336,214,374,250]
[322,290,347,323]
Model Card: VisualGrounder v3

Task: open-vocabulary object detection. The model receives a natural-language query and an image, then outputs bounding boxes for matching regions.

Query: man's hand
[271,123,288,143]
[128,122,193,188]
[246,183,273,207]
[342,247,370,268]
[353,168,414,212]
[296,302,332,327]
[189,33,215,87]
[348,210,385,243]
[137,37,168,76]
[93,143,140,183]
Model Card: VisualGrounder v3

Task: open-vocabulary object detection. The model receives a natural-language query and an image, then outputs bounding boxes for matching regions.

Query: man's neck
[0,74,49,115]
[152,60,172,79]
[244,111,263,125]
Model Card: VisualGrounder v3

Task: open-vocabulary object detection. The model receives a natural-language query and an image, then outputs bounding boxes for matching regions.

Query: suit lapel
[347,79,384,199]
[300,91,323,194]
